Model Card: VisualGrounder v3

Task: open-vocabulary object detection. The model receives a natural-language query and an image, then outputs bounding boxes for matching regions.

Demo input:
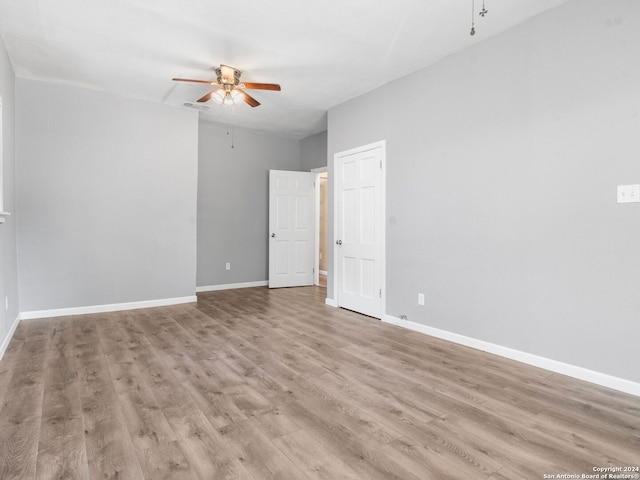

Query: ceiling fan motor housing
[216,65,241,86]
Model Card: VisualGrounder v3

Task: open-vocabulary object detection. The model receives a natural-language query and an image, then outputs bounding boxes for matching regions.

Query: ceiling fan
[173,65,281,108]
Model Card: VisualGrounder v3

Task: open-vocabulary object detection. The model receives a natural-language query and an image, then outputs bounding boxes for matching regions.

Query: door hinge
[380,160,382,169]
[379,289,382,298]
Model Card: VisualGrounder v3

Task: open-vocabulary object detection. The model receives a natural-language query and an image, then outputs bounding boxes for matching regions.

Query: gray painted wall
[301,131,327,171]
[197,121,301,287]
[0,33,19,351]
[16,79,199,312]
[328,0,640,383]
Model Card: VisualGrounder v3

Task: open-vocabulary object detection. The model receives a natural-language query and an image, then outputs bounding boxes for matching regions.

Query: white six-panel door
[335,143,384,318]
[269,170,315,288]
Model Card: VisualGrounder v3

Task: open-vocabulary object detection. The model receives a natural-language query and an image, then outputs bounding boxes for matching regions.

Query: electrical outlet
[225,262,231,270]
[418,293,425,305]
[617,184,640,203]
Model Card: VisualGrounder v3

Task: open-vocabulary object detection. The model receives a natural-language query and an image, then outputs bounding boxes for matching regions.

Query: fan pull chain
[226,126,235,149]
[470,0,476,35]
[227,106,235,149]
[470,0,488,36]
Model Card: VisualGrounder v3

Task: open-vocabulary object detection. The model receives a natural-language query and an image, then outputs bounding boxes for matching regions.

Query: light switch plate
[617,184,640,203]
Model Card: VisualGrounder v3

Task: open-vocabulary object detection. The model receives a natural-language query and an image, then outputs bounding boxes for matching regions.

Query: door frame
[311,166,327,287]
[332,140,386,319]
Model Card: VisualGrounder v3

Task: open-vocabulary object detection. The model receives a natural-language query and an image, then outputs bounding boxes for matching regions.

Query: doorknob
[336,239,342,245]
[271,233,276,238]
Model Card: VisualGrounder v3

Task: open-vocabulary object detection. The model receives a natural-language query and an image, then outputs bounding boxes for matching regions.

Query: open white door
[335,142,385,318]
[269,170,315,288]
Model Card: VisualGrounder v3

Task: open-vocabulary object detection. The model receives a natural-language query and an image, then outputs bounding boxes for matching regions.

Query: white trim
[332,140,386,319]
[0,95,3,212]
[20,296,197,320]
[0,314,20,362]
[383,315,640,397]
[325,297,338,307]
[331,151,338,306]
[311,167,328,287]
[313,172,321,286]
[196,281,268,292]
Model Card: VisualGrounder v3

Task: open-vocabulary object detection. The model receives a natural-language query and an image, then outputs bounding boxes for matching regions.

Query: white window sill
[0,211,10,224]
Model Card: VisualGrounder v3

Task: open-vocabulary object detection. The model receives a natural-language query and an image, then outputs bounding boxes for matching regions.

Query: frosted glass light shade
[230,90,244,104]
[211,89,225,104]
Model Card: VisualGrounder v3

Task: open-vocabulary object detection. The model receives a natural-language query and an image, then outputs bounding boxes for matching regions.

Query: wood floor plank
[74,316,146,480]
[218,419,314,480]
[247,406,301,440]
[136,441,195,480]
[0,322,26,415]
[487,465,534,480]
[527,411,640,465]
[133,312,249,429]
[115,314,253,480]
[0,286,638,480]
[378,436,495,480]
[97,313,202,480]
[431,413,596,477]
[0,319,52,480]
[505,378,640,447]
[272,428,362,480]
[97,317,178,448]
[275,386,425,480]
[310,371,505,477]
[35,318,90,480]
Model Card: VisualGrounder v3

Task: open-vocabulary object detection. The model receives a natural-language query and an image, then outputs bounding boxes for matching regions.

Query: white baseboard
[0,314,21,362]
[325,298,338,307]
[383,315,640,397]
[20,296,197,320]
[196,281,268,293]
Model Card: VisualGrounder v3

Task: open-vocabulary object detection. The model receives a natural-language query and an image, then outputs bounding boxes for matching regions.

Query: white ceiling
[0,0,569,139]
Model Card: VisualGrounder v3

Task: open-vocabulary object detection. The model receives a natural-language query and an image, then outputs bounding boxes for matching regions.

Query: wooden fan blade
[172,77,216,85]
[238,89,261,108]
[242,82,281,91]
[197,88,219,103]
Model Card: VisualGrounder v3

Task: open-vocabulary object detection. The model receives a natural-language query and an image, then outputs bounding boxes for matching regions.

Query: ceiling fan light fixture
[230,89,244,104]
[173,65,280,108]
[211,89,225,104]
[220,89,244,106]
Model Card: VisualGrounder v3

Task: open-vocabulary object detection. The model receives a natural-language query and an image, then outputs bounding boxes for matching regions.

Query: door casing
[311,166,328,287]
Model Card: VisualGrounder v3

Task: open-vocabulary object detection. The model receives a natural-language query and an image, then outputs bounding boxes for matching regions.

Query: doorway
[312,167,328,288]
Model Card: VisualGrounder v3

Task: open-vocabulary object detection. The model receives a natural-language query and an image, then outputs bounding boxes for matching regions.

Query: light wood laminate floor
[0,286,638,480]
